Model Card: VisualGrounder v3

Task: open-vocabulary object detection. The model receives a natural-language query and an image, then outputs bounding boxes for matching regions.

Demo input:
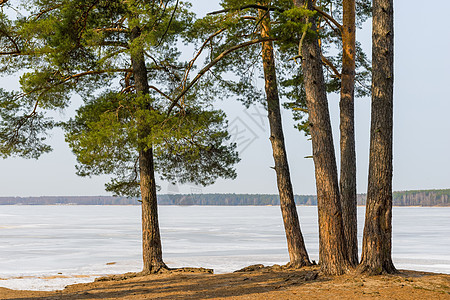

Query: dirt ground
[0,266,449,299]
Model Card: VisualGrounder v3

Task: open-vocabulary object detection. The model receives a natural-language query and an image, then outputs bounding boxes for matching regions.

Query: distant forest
[0,189,448,206]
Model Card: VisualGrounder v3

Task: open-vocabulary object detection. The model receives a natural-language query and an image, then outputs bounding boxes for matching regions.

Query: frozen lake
[0,205,449,291]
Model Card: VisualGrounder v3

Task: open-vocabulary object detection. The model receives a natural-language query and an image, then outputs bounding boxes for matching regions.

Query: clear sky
[0,1,449,197]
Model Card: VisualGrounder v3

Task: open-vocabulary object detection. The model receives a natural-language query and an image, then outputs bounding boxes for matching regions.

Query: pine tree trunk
[293,0,350,275]
[358,0,397,275]
[340,0,358,266]
[131,25,167,274]
[139,148,166,273]
[260,9,311,268]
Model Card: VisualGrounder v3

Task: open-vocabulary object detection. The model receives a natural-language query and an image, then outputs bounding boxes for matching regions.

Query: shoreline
[0,267,448,299]
[1,204,449,207]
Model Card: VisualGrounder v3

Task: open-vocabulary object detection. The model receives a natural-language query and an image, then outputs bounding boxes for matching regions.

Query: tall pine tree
[293,0,351,274]
[359,0,397,275]
[0,0,239,274]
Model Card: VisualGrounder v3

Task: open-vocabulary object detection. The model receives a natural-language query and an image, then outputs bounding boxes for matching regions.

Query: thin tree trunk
[259,9,311,268]
[358,0,397,275]
[293,0,350,275]
[131,25,167,274]
[340,0,358,266]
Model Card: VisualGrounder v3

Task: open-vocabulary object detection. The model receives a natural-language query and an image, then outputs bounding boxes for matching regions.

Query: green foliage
[271,6,317,51]
[278,69,310,135]
[158,193,318,206]
[188,0,372,136]
[2,189,450,206]
[0,88,54,158]
[154,108,239,186]
[64,90,239,197]
[1,0,239,197]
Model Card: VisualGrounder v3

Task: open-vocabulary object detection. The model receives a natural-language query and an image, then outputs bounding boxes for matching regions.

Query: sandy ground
[0,266,448,299]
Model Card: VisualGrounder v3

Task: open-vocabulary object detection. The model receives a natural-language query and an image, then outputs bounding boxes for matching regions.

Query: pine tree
[0,0,239,274]
[183,0,312,268]
[283,0,371,269]
[177,0,370,274]
[339,0,358,266]
[292,0,351,275]
[358,0,397,275]
[259,5,311,268]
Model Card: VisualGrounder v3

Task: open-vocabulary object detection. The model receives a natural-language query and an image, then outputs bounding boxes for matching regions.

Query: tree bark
[358,0,397,275]
[131,25,167,274]
[259,9,311,268]
[293,0,350,275]
[340,0,358,266]
[138,148,166,273]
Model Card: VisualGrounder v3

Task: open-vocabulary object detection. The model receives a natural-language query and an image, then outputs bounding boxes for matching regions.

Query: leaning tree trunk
[293,0,350,275]
[131,25,167,274]
[340,0,358,266]
[259,9,311,268]
[358,0,397,275]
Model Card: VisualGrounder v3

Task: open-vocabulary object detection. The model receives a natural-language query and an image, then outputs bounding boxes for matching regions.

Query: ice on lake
[0,205,449,291]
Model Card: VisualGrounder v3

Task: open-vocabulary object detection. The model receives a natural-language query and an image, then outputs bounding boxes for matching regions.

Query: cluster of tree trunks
[290,0,396,274]
[131,0,397,276]
[293,0,351,275]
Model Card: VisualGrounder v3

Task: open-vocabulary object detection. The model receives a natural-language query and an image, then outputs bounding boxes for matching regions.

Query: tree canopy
[0,0,239,196]
[180,0,371,135]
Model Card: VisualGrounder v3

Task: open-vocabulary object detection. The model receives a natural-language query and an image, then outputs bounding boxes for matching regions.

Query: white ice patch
[0,276,99,291]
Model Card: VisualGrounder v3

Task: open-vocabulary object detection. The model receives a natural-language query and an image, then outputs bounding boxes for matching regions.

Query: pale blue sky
[0,1,449,196]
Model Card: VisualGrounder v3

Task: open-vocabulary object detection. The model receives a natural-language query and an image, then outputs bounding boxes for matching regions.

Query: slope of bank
[0,267,448,299]
[0,189,449,206]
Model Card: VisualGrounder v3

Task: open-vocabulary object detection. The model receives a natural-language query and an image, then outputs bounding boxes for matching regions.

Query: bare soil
[0,266,448,299]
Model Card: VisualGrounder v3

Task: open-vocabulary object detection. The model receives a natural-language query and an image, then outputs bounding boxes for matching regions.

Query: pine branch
[313,6,342,32]
[0,27,21,55]
[94,28,129,33]
[144,52,183,82]
[98,41,129,48]
[8,98,41,144]
[207,1,341,37]
[61,69,132,82]
[34,4,63,20]
[321,55,341,79]
[0,50,21,55]
[181,28,226,91]
[167,37,276,115]
[208,5,283,15]
[148,85,172,102]
[156,0,179,47]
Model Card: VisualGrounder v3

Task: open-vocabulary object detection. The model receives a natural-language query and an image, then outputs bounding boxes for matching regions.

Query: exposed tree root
[235,263,317,273]
[357,262,398,275]
[284,259,314,269]
[234,263,320,283]
[95,266,213,282]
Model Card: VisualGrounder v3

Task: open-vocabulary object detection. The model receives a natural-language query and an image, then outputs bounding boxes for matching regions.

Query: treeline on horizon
[0,189,448,206]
